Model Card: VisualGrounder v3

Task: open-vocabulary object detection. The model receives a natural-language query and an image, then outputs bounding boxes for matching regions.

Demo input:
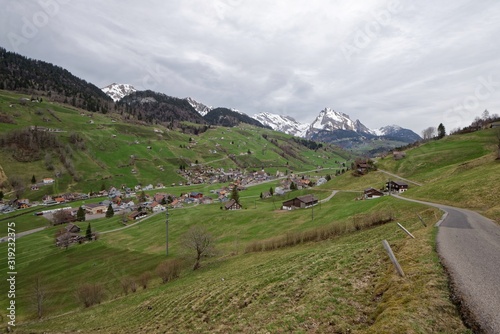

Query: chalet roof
[388,181,408,186]
[296,194,317,204]
[364,188,384,194]
[65,223,80,232]
[224,199,239,209]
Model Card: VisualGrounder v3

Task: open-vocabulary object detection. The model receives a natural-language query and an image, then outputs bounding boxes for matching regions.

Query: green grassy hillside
[0,90,349,199]
[0,187,467,333]
[376,130,500,222]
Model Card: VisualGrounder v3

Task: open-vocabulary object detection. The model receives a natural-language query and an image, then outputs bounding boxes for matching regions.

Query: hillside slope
[1,193,465,333]
[0,90,348,199]
[376,130,500,222]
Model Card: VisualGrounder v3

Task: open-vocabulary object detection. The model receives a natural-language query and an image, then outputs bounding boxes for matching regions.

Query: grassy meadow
[0,185,469,333]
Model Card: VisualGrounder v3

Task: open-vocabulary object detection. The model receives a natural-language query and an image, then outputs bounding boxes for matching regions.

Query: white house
[151,202,166,212]
[42,178,55,184]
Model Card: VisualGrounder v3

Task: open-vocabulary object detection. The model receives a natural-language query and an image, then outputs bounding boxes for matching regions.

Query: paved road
[0,226,47,243]
[393,194,500,334]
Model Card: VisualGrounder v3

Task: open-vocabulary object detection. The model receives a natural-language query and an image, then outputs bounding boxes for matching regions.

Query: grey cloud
[1,0,499,133]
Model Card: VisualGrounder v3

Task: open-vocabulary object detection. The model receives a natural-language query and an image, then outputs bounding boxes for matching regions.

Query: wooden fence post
[382,240,405,277]
[417,214,427,227]
[397,223,415,239]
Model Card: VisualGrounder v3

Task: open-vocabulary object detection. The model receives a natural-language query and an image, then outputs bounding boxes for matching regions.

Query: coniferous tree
[0,190,4,200]
[106,203,114,218]
[76,206,86,222]
[31,175,36,184]
[260,192,263,199]
[269,186,274,196]
[230,185,240,204]
[85,223,92,241]
[437,123,446,139]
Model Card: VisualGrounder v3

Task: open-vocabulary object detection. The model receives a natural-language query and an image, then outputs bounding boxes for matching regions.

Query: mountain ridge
[101,83,137,101]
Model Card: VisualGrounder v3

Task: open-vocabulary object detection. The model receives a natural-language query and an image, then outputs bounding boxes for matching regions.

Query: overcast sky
[1,0,500,133]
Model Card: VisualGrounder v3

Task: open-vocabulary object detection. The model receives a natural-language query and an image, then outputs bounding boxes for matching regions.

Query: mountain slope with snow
[252,112,309,137]
[186,97,212,116]
[101,83,136,102]
[372,125,422,143]
[308,108,371,135]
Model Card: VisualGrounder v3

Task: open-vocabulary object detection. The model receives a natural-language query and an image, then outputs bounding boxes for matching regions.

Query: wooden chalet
[224,199,242,210]
[364,188,384,199]
[65,223,81,233]
[282,194,318,210]
[386,181,409,193]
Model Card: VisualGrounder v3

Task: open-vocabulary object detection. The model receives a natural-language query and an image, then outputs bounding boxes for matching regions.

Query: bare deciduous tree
[31,275,46,319]
[52,210,74,225]
[156,259,182,283]
[421,126,437,140]
[181,225,215,270]
[55,228,71,250]
[75,283,105,307]
[120,277,132,295]
[138,271,152,289]
[9,176,25,199]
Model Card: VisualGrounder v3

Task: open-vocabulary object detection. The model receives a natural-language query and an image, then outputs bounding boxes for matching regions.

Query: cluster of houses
[178,166,272,186]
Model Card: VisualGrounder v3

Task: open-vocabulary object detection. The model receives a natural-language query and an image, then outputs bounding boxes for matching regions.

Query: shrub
[75,283,105,307]
[156,259,182,283]
[138,271,152,289]
[120,277,132,295]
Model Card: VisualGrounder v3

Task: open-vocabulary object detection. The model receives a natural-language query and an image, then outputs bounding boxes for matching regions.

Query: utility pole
[311,201,314,221]
[165,207,169,256]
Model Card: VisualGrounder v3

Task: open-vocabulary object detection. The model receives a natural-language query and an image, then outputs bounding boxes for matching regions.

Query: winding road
[393,194,500,334]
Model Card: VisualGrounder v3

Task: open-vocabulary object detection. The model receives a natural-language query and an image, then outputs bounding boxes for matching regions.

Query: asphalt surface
[393,194,500,334]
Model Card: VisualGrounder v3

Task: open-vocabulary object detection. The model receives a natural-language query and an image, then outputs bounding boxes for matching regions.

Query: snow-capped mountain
[371,125,402,136]
[308,108,371,134]
[371,125,421,142]
[101,83,137,102]
[186,97,212,116]
[252,112,310,137]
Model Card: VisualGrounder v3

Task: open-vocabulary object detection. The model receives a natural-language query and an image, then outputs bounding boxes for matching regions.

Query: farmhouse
[386,181,409,193]
[282,194,318,210]
[356,162,370,174]
[84,203,108,215]
[151,202,166,212]
[129,211,148,220]
[224,199,242,210]
[55,232,84,247]
[43,178,55,184]
[364,188,384,199]
[189,192,204,199]
[65,223,81,233]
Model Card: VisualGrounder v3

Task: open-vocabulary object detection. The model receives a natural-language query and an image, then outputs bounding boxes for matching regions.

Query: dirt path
[376,169,423,186]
